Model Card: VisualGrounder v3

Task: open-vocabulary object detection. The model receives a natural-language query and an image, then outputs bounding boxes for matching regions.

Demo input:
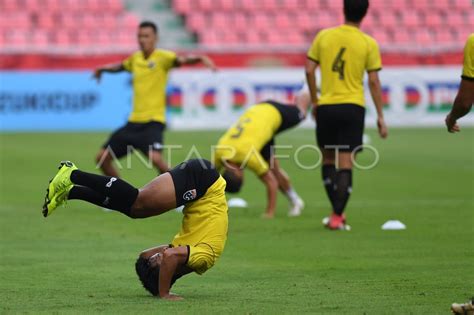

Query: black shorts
[260,139,274,162]
[265,100,305,134]
[102,121,165,158]
[168,159,220,207]
[316,104,365,152]
[259,100,305,161]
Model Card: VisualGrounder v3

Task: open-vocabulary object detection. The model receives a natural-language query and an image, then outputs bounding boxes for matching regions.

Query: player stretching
[305,0,388,230]
[445,33,474,133]
[42,159,227,301]
[93,21,216,177]
[214,89,311,218]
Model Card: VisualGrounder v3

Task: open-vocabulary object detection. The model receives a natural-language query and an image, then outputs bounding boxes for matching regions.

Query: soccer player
[42,159,227,301]
[213,89,311,218]
[445,33,474,133]
[451,297,474,315]
[305,0,388,230]
[93,21,216,177]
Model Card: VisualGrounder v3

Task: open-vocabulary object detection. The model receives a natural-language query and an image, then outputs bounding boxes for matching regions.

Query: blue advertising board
[0,71,132,131]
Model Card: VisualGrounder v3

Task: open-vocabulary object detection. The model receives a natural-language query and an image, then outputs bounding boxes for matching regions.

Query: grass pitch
[0,128,473,314]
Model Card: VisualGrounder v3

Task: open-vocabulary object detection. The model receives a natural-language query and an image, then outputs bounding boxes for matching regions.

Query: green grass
[0,128,473,314]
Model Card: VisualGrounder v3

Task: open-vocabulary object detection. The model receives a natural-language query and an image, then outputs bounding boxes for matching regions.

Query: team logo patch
[106,177,117,188]
[147,61,156,69]
[183,189,197,201]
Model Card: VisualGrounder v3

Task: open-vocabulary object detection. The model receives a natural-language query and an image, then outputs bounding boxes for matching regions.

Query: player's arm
[139,245,170,259]
[259,171,278,219]
[445,78,474,133]
[295,87,312,118]
[92,63,125,83]
[304,58,319,119]
[175,54,217,71]
[368,71,388,139]
[159,246,189,300]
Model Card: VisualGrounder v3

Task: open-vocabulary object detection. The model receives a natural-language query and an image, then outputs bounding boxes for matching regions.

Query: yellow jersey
[122,49,177,123]
[307,24,382,107]
[171,175,228,274]
[461,33,474,81]
[215,102,283,176]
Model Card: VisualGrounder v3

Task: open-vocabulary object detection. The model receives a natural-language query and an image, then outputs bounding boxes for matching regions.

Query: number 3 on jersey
[332,47,346,80]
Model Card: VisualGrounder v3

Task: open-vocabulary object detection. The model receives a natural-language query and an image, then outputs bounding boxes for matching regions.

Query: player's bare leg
[130,172,176,218]
[149,150,170,174]
[95,149,120,177]
[270,158,304,216]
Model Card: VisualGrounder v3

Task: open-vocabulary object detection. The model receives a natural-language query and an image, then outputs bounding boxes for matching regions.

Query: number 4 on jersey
[332,47,346,80]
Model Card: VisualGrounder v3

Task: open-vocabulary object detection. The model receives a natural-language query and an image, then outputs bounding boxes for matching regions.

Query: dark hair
[222,170,243,193]
[139,21,158,34]
[343,0,369,23]
[135,256,181,296]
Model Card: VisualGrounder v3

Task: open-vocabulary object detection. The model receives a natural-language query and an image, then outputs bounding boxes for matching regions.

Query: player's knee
[95,150,111,167]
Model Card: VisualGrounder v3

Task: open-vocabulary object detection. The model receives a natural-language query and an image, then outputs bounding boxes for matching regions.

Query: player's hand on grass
[445,114,460,133]
[92,69,102,83]
[160,293,183,301]
[377,116,388,139]
[261,212,274,219]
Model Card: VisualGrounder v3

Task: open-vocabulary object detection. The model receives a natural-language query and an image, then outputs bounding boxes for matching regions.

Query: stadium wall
[0,67,471,132]
[0,51,464,69]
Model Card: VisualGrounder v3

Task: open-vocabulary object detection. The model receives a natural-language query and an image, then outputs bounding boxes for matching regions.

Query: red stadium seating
[170,0,471,48]
[0,0,137,51]
[0,0,470,52]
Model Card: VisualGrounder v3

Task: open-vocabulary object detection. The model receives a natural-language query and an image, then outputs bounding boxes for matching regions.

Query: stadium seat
[435,29,455,43]
[375,10,399,28]
[210,13,228,29]
[393,29,411,44]
[425,11,443,28]
[370,29,391,44]
[0,0,469,51]
[197,0,214,12]
[414,29,433,44]
[408,0,430,9]
[281,0,302,10]
[31,30,50,48]
[217,0,236,10]
[186,13,207,32]
[453,0,472,9]
[173,0,193,14]
[400,11,423,28]
[432,0,452,9]
[274,13,291,29]
[261,0,279,11]
[232,12,249,31]
[455,29,472,43]
[446,12,465,27]
[252,13,273,30]
[302,0,320,10]
[240,0,260,12]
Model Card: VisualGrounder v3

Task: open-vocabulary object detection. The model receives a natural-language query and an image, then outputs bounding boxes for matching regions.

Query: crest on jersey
[147,61,156,69]
[183,189,197,201]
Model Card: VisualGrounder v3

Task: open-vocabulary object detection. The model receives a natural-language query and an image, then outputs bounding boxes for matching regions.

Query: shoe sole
[42,161,72,218]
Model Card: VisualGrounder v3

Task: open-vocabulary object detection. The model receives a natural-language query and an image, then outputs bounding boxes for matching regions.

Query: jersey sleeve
[366,38,382,72]
[159,50,178,71]
[122,54,134,72]
[307,31,322,63]
[461,34,474,81]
